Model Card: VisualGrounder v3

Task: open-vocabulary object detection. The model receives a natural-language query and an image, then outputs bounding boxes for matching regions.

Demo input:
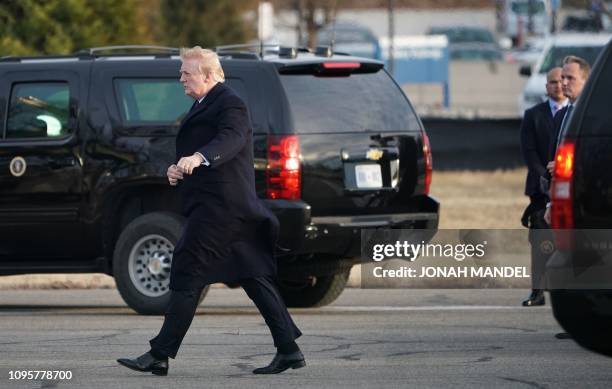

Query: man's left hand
[177,153,204,175]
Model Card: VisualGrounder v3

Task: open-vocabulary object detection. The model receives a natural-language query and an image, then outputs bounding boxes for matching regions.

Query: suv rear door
[0,67,84,261]
[572,43,612,228]
[277,61,428,217]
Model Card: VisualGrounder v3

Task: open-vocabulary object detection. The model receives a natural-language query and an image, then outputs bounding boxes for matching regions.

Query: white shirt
[548,98,568,117]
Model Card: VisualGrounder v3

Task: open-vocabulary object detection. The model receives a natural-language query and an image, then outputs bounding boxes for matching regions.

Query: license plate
[355,164,383,188]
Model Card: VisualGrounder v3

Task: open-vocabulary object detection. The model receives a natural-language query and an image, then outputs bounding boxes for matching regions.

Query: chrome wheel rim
[128,234,173,297]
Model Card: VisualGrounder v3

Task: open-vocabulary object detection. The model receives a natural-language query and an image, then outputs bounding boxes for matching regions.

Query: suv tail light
[266,135,301,200]
[551,139,575,249]
[422,130,433,195]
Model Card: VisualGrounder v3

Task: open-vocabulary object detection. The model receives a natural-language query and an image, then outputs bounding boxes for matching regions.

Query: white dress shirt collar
[548,98,568,116]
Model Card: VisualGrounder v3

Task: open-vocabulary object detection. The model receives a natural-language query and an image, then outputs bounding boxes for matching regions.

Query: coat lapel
[180,83,226,127]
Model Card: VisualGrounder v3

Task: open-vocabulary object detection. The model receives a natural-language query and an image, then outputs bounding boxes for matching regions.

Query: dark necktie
[189,100,199,112]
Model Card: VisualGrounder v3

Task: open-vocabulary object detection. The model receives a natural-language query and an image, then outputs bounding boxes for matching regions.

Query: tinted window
[581,50,612,136]
[511,0,545,14]
[6,82,71,139]
[114,78,250,126]
[430,28,495,44]
[450,47,502,60]
[280,71,419,133]
[539,45,605,73]
[115,78,191,124]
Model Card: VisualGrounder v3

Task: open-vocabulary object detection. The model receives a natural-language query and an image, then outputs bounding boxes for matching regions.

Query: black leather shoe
[522,290,545,306]
[252,351,306,374]
[117,352,168,376]
[555,332,572,339]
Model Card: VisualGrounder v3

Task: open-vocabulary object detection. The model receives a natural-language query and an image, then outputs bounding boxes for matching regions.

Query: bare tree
[274,0,340,47]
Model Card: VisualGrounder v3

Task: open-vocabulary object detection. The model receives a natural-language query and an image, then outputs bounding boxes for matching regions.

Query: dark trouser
[527,195,554,290]
[149,275,302,359]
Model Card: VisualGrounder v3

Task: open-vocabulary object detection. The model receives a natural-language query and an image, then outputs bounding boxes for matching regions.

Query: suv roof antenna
[329,0,339,53]
[258,2,265,59]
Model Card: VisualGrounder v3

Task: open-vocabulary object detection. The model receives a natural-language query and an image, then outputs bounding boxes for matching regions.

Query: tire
[113,212,209,315]
[278,269,350,308]
[551,289,612,357]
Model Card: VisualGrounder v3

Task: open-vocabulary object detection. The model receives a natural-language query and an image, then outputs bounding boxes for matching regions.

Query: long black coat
[520,101,556,197]
[169,82,279,290]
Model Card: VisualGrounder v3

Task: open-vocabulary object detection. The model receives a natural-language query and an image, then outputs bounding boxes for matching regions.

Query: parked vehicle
[426,26,503,61]
[518,33,611,114]
[547,38,612,357]
[317,21,382,60]
[0,45,439,314]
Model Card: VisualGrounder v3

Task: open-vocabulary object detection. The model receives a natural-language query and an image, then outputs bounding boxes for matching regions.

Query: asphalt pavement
[1,288,611,389]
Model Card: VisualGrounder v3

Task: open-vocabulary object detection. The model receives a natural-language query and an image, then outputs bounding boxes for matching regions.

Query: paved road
[1,288,611,388]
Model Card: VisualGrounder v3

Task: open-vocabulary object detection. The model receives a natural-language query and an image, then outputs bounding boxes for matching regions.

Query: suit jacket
[520,101,556,197]
[169,82,279,290]
[549,105,569,162]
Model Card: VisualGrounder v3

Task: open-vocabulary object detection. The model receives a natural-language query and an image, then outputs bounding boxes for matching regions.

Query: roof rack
[215,43,280,51]
[0,54,84,63]
[0,45,181,63]
[217,51,262,60]
[74,45,180,56]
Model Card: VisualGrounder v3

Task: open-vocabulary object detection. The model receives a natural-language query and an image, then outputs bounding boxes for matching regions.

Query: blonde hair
[180,46,225,83]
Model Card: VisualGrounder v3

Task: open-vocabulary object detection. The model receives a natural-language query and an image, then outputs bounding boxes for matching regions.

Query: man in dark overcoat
[519,67,567,307]
[117,46,304,376]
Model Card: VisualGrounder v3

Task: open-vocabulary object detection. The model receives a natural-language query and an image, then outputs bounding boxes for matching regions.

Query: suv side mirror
[519,64,532,77]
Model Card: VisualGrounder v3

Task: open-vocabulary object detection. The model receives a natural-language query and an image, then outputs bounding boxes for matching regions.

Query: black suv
[0,45,439,314]
[548,38,612,355]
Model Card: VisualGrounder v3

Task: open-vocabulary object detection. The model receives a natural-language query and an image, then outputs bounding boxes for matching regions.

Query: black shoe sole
[522,300,545,306]
[117,360,168,376]
[253,359,306,374]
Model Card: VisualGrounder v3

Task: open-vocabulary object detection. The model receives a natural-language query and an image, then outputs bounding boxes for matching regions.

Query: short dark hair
[563,55,591,79]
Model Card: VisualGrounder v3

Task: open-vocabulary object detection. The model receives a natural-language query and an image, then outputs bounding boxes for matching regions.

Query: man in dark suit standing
[117,47,305,376]
[544,55,591,226]
[520,67,567,306]
[543,55,590,340]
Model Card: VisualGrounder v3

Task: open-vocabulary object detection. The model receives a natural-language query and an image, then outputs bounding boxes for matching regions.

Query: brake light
[266,135,301,200]
[422,130,433,195]
[551,139,575,248]
[554,141,574,180]
[321,62,361,69]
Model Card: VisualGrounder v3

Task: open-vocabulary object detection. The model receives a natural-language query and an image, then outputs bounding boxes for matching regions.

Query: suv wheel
[113,212,209,315]
[278,270,350,308]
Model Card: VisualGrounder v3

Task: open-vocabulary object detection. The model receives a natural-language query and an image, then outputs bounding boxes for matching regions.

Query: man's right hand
[167,164,184,186]
[547,161,555,175]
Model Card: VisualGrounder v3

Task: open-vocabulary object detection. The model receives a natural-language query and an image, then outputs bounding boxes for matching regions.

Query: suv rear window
[280,70,420,134]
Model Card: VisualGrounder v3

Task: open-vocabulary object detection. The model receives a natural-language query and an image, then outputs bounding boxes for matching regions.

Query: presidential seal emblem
[9,156,27,177]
